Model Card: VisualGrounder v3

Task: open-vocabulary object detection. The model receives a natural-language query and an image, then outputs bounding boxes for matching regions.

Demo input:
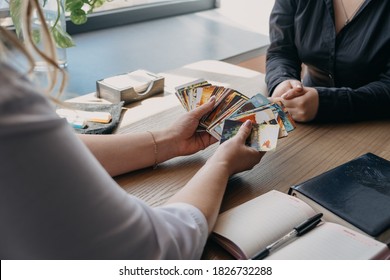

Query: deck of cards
[175,79,296,151]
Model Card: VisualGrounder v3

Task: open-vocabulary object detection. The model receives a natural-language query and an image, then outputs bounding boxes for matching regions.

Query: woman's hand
[169,97,218,157]
[272,79,303,98]
[270,86,319,122]
[166,120,264,234]
[208,120,264,176]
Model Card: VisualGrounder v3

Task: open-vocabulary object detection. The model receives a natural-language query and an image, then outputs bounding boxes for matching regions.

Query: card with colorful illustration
[230,108,276,125]
[273,101,296,132]
[230,93,271,118]
[233,106,287,138]
[175,79,210,111]
[236,97,294,137]
[196,86,219,108]
[258,124,280,151]
[175,79,296,151]
[220,120,279,151]
[220,119,259,150]
[201,89,248,128]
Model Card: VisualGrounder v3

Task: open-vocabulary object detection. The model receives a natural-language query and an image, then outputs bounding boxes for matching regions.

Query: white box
[96,70,164,104]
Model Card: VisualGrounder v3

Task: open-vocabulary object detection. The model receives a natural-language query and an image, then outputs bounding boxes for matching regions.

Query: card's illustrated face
[197,86,218,107]
[202,90,248,127]
[220,120,279,152]
[175,81,296,151]
[232,94,271,117]
[220,119,258,149]
[258,124,279,151]
[231,108,275,124]
[220,119,241,144]
[175,79,210,111]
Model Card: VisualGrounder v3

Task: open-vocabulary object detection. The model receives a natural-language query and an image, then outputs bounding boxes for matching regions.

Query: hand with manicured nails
[169,96,218,157]
[208,120,264,176]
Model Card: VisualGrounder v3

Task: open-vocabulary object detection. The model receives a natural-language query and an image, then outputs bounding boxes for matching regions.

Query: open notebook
[212,190,390,260]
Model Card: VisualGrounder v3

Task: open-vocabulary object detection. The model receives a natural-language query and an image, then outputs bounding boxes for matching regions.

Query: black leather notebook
[289,153,390,241]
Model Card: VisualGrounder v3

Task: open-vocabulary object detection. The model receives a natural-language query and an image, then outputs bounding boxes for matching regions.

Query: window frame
[67,0,216,34]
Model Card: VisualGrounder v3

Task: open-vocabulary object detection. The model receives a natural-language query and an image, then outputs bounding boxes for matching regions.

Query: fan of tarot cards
[175,79,296,151]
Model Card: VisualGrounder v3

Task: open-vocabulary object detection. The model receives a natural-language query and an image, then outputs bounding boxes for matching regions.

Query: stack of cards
[175,79,296,151]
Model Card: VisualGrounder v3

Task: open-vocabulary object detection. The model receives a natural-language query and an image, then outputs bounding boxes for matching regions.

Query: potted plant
[9,0,107,66]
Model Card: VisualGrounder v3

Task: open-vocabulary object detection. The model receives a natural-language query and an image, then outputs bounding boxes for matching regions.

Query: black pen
[251,213,323,260]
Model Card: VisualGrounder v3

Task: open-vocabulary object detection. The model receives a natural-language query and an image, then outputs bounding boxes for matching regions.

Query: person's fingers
[290,80,303,90]
[190,96,216,120]
[271,90,284,98]
[268,96,283,103]
[270,97,295,112]
[235,120,252,143]
[281,88,306,100]
[199,132,218,148]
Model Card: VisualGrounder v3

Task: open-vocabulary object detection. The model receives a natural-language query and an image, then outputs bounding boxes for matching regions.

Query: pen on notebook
[251,213,323,260]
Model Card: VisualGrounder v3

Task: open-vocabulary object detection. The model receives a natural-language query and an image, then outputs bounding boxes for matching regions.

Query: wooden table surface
[70,60,390,259]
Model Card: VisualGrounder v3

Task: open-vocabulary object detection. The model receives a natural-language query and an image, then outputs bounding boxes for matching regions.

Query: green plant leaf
[9,0,107,48]
[32,29,41,45]
[65,0,84,12]
[92,0,105,9]
[52,24,76,48]
[9,0,23,37]
[85,0,105,13]
[70,9,87,25]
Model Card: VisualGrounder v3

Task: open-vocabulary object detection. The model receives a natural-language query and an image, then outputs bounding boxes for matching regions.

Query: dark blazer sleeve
[315,58,390,122]
[266,0,302,95]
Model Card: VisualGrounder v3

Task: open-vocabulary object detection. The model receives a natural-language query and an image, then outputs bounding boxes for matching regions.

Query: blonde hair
[0,0,67,99]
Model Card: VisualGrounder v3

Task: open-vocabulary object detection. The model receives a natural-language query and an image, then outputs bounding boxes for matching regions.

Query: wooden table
[70,60,390,259]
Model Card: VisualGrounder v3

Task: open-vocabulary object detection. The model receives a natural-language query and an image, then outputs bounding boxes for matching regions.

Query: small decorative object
[57,102,125,134]
[96,70,165,104]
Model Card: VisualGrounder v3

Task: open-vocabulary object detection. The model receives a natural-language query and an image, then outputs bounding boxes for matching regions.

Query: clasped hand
[270,79,319,122]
